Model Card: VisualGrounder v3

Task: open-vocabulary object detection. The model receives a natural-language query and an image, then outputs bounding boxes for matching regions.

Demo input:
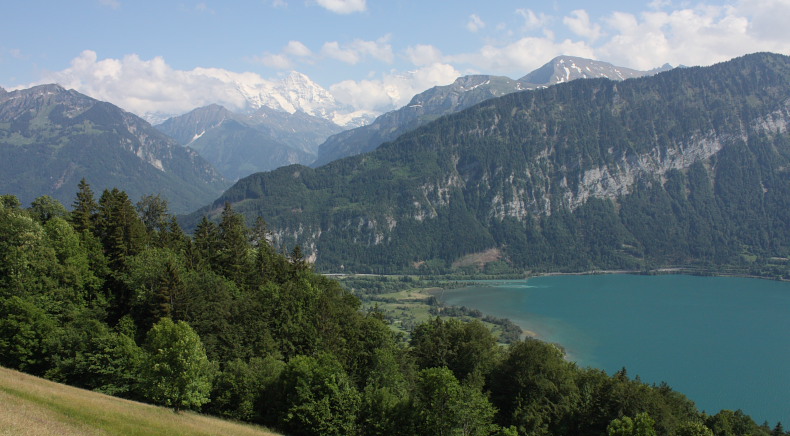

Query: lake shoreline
[436,273,790,424]
[434,267,789,344]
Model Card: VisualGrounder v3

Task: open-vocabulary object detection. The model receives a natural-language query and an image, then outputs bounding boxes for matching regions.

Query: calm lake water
[439,274,790,425]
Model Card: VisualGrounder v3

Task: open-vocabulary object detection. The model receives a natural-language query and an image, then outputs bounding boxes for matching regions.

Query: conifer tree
[217,202,250,282]
[192,216,219,268]
[96,188,147,269]
[70,178,98,234]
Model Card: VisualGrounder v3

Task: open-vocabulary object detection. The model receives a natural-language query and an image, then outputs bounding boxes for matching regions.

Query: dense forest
[1,183,785,436]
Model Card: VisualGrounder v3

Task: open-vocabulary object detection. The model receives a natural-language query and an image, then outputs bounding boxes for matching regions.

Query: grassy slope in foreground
[0,366,279,436]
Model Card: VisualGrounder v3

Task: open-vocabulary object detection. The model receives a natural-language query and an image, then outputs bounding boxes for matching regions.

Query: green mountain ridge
[0,84,228,213]
[312,55,671,167]
[186,52,790,274]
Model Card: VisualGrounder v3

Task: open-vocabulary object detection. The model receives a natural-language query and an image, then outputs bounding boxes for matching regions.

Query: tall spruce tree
[217,202,250,282]
[70,178,98,234]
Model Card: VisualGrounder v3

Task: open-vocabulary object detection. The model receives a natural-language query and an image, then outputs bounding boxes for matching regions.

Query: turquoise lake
[438,274,790,425]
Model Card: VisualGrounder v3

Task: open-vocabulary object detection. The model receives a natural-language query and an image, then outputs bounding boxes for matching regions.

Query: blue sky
[2,0,789,117]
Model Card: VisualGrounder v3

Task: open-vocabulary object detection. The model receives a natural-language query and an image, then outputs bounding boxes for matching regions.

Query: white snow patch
[189,130,205,144]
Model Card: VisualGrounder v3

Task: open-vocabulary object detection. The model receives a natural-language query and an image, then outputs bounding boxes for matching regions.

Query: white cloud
[467,14,486,33]
[734,0,790,42]
[406,44,444,66]
[321,36,393,64]
[253,40,313,70]
[329,63,460,113]
[517,8,551,32]
[596,1,790,70]
[449,37,595,77]
[31,50,265,117]
[450,0,790,76]
[316,0,366,14]
[259,53,294,69]
[564,10,602,41]
[284,40,313,57]
[321,41,360,64]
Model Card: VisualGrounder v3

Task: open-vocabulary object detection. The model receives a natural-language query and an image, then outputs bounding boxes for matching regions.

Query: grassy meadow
[0,367,280,436]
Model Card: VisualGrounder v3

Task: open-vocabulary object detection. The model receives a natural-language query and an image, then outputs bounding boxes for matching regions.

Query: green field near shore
[337,275,524,342]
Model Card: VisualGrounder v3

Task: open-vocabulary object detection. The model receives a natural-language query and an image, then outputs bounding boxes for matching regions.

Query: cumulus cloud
[448,1,790,76]
[406,44,444,66]
[596,1,790,70]
[316,0,366,14]
[284,40,313,57]
[253,40,313,70]
[321,36,393,64]
[28,49,454,121]
[32,50,267,117]
[467,14,485,32]
[449,37,595,77]
[329,63,460,113]
[259,53,294,69]
[517,8,551,32]
[564,10,602,41]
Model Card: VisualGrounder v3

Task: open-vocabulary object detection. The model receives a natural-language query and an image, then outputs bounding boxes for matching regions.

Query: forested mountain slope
[0,85,227,213]
[189,53,790,274]
[312,55,670,167]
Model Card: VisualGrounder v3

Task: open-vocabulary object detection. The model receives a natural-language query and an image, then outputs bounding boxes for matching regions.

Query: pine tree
[191,216,219,268]
[95,188,147,269]
[217,202,250,282]
[70,178,98,234]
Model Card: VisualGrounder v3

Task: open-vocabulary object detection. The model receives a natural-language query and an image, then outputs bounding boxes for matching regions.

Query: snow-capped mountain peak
[172,68,364,127]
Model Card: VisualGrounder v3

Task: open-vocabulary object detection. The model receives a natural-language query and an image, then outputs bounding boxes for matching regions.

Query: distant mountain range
[186,52,790,273]
[154,56,674,181]
[0,84,228,213]
[142,71,372,128]
[155,104,343,180]
[312,56,673,166]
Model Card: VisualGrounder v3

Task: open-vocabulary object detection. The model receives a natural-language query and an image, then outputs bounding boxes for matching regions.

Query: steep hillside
[188,53,790,274]
[0,367,279,436]
[0,85,227,213]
